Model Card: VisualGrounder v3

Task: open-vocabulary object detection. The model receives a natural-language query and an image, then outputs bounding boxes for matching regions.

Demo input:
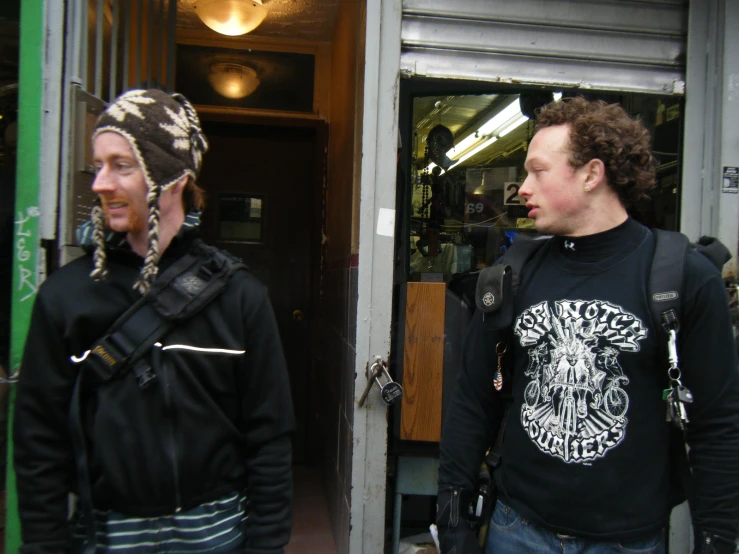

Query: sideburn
[125,208,146,235]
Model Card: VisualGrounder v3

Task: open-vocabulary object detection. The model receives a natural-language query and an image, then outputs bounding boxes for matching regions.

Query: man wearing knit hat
[13,89,295,553]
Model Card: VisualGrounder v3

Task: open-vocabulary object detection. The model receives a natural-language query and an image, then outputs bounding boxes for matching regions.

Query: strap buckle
[84,336,127,383]
[484,450,501,469]
[132,359,158,389]
[661,308,679,332]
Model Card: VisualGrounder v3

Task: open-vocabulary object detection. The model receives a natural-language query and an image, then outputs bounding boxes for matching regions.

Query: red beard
[101,194,146,234]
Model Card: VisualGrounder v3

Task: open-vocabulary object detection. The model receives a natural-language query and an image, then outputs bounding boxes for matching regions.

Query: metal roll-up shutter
[401,0,688,95]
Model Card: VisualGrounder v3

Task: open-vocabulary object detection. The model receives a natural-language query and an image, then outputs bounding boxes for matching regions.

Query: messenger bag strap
[68,244,244,552]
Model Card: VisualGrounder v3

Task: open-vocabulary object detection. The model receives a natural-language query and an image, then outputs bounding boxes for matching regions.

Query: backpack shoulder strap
[478,239,551,487]
[79,243,247,386]
[502,235,551,295]
[475,235,550,326]
[649,228,690,333]
[649,229,705,508]
[148,242,248,321]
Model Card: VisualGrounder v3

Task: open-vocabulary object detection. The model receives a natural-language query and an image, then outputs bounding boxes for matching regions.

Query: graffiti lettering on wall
[15,206,40,302]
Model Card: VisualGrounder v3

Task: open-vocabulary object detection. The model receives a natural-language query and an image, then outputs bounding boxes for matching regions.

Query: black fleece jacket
[13,230,295,553]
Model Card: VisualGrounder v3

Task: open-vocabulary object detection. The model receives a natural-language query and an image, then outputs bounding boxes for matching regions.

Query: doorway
[197,119,325,466]
[197,119,335,553]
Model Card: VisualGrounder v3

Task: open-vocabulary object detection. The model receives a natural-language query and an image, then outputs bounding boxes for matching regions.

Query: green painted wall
[6,0,44,550]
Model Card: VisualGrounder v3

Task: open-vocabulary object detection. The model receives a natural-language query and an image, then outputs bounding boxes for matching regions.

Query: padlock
[379,365,403,406]
[357,358,403,407]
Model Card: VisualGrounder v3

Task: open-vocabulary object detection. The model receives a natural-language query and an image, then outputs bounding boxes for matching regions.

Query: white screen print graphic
[513,300,647,464]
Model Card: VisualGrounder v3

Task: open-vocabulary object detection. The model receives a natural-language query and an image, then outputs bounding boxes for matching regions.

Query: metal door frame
[681,0,739,278]
[350,0,403,551]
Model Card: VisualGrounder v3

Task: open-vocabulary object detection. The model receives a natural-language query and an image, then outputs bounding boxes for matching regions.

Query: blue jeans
[485,500,665,554]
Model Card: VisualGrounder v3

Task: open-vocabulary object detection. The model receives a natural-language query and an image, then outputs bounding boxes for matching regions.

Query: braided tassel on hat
[133,185,162,295]
[90,202,109,282]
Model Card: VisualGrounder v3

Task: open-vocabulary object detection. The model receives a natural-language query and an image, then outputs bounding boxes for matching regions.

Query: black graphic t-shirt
[498,219,673,537]
[439,217,739,542]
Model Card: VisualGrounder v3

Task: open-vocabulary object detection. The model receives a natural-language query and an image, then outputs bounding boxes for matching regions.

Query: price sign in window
[464,167,517,226]
[503,182,524,206]
[218,194,264,242]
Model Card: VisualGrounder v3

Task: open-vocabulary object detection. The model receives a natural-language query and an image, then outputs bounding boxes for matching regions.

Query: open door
[197,119,325,465]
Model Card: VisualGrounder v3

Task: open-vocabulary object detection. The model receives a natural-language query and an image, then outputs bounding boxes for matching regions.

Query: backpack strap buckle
[83,335,127,383]
[661,308,680,333]
[77,300,167,385]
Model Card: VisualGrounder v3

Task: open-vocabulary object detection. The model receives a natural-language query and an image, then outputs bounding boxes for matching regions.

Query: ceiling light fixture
[497,113,529,138]
[447,97,523,162]
[425,136,500,176]
[194,0,268,36]
[448,132,482,161]
[207,63,260,99]
[425,97,521,174]
[476,98,524,136]
[448,137,498,171]
[423,93,563,174]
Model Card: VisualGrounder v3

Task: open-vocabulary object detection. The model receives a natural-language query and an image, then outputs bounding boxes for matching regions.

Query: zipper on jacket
[155,346,182,512]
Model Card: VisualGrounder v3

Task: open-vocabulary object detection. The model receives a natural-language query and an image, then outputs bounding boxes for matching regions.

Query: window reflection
[407,91,681,280]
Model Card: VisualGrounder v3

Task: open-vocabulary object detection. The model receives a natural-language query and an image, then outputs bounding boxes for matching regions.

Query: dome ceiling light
[194,0,269,37]
[207,63,261,99]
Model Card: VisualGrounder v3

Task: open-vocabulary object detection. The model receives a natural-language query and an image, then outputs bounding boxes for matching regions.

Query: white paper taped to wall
[377,208,395,238]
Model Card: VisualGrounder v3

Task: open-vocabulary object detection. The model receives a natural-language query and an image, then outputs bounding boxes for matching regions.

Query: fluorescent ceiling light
[423,94,563,172]
[497,113,529,138]
[477,99,522,136]
[425,128,503,174]
[448,136,498,171]
[449,133,482,160]
[447,97,520,161]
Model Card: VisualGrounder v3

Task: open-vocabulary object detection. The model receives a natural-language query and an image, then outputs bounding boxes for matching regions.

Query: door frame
[681,0,739,278]
[197,108,328,465]
[350,0,403,551]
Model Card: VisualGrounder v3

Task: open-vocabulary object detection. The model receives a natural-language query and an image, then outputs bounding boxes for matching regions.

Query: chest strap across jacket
[69,242,246,554]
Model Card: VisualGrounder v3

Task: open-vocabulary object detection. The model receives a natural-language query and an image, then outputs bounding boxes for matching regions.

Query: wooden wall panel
[401,282,446,442]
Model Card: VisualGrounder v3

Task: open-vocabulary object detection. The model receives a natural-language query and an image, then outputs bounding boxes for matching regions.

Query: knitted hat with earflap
[90,89,209,295]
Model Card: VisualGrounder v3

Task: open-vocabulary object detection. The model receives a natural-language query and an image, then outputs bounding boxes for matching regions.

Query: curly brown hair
[534,96,656,208]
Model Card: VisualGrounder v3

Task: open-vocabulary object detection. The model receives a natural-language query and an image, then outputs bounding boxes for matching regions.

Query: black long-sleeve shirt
[439,219,739,542]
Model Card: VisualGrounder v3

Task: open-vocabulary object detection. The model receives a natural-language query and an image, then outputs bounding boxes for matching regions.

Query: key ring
[668,366,682,383]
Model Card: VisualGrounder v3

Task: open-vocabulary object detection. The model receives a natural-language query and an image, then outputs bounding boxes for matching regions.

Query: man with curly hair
[436,97,739,554]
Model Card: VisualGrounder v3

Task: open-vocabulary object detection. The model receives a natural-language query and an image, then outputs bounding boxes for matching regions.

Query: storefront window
[406,91,682,280]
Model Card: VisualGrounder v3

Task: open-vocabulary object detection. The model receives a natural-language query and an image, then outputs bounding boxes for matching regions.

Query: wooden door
[198,121,320,464]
